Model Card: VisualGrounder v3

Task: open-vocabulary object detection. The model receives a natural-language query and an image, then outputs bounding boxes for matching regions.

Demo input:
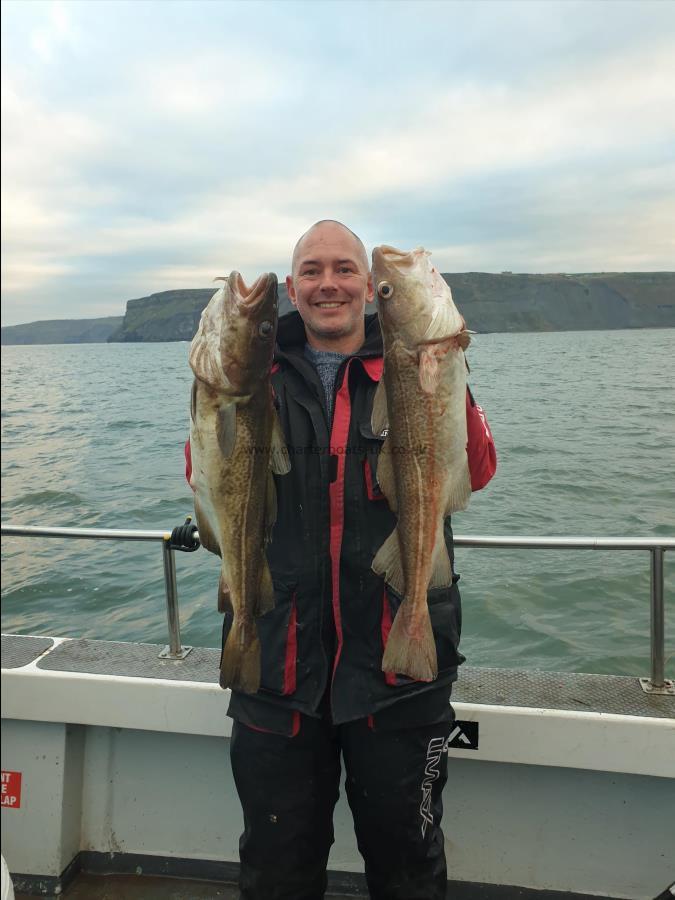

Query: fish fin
[444,465,472,515]
[216,403,237,458]
[193,500,222,558]
[218,569,232,614]
[428,538,454,589]
[371,379,389,436]
[254,477,278,615]
[382,600,437,682]
[219,618,261,693]
[263,471,278,544]
[418,346,441,394]
[269,412,291,474]
[418,340,454,395]
[255,562,275,616]
[372,528,405,595]
[190,380,198,424]
[375,442,397,512]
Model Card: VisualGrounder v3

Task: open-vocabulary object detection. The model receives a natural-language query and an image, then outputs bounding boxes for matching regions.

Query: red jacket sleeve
[466,387,497,491]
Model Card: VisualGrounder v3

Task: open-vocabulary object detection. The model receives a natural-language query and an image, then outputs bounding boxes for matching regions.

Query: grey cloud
[2,0,674,325]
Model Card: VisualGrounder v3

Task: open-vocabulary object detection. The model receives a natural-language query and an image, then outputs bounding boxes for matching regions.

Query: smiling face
[286,221,374,354]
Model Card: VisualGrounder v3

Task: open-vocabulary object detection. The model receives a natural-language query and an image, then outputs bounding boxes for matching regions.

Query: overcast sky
[1,0,674,326]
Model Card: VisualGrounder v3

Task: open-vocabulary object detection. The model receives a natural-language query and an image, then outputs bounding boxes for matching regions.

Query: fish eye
[259,321,273,337]
[378,281,394,299]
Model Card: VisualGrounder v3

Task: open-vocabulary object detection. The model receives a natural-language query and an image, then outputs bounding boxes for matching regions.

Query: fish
[188,271,290,693]
[370,245,472,682]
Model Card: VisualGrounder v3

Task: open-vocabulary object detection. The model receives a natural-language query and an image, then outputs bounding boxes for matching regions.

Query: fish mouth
[229,271,278,313]
[372,245,428,272]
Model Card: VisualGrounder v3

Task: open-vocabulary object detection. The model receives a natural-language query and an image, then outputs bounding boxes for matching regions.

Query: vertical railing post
[158,538,192,660]
[650,547,665,689]
[640,545,672,694]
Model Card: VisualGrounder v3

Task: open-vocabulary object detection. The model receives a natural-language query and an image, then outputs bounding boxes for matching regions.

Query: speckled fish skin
[370,245,471,683]
[188,271,290,693]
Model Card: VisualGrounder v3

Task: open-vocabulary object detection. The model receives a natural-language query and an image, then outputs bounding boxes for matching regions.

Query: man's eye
[338,266,353,274]
[301,269,317,277]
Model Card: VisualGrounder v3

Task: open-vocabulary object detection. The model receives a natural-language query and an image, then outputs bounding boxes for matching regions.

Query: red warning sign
[1,771,22,809]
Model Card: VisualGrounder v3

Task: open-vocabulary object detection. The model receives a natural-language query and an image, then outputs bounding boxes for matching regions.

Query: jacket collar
[275,310,383,364]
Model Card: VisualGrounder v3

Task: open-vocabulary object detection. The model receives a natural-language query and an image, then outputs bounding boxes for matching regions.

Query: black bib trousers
[230,714,452,900]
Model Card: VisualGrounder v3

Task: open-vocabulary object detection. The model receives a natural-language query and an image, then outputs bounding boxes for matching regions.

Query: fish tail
[372,528,405,595]
[382,600,437,682]
[219,618,261,694]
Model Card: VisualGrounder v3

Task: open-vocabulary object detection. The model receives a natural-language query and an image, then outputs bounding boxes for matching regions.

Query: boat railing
[1,524,673,694]
[0,524,196,662]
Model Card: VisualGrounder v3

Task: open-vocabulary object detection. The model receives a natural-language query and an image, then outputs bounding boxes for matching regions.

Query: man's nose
[319,269,339,291]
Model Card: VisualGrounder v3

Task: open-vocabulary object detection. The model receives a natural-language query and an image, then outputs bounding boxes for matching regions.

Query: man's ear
[286,274,297,306]
[365,271,375,305]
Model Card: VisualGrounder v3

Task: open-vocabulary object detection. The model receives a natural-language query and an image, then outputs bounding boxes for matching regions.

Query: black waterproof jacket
[225,311,466,734]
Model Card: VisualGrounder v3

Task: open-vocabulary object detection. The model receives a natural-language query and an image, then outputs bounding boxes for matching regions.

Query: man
[188,220,496,899]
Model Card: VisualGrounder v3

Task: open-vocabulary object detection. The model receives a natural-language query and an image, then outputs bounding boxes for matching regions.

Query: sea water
[1,329,674,677]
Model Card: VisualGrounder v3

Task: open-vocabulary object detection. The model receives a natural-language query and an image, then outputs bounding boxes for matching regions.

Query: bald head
[291,220,369,275]
[286,219,374,354]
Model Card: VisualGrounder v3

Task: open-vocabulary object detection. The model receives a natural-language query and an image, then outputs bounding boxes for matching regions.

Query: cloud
[1,76,107,183]
[1,257,75,293]
[133,48,299,119]
[1,0,674,325]
[248,42,675,206]
[29,0,81,63]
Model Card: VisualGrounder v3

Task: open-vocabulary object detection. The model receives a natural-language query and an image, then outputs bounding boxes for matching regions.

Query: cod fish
[188,271,290,693]
[370,245,471,682]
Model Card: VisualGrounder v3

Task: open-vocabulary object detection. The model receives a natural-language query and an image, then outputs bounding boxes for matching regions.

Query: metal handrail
[453,535,675,551]
[1,524,673,692]
[0,524,190,661]
[453,534,674,694]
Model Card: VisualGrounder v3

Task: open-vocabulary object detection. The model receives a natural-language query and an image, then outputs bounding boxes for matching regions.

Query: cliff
[2,273,673,345]
[105,290,216,343]
[446,272,674,332]
[108,272,674,341]
[1,316,123,346]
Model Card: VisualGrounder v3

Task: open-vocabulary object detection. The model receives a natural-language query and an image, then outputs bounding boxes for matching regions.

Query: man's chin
[307,320,355,340]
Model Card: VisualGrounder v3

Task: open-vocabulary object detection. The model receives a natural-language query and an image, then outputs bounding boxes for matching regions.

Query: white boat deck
[3,633,674,900]
[4,633,673,719]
